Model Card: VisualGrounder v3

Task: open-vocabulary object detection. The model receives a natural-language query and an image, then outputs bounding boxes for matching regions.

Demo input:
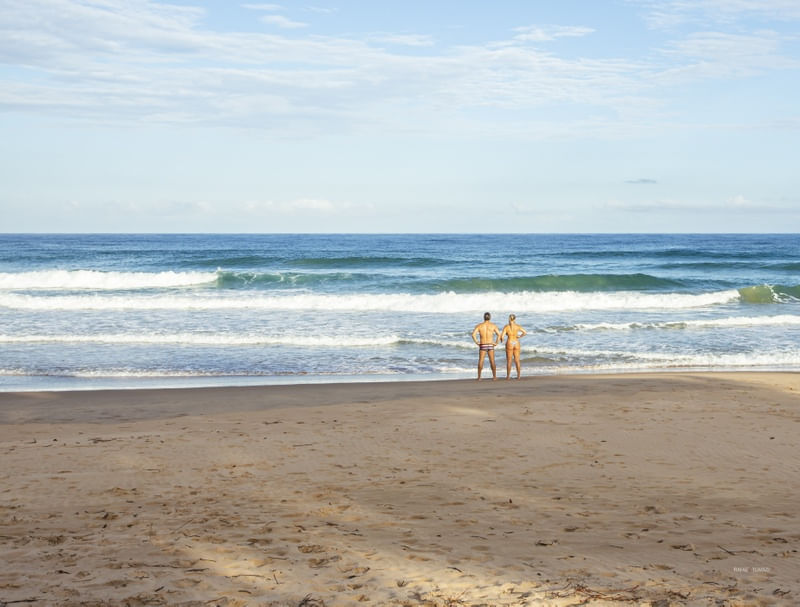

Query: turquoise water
[1,233,799,390]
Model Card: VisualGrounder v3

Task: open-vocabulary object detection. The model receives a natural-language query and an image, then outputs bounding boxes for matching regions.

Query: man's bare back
[473,320,500,346]
[472,313,501,380]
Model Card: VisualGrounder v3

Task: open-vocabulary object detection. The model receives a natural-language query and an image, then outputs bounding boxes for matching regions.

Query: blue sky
[1,0,799,233]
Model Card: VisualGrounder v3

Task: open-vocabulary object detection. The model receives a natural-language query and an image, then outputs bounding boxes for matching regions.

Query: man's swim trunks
[479,344,495,351]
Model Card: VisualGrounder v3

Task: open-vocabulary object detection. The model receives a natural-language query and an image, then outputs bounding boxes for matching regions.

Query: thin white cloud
[706,0,800,19]
[244,198,361,214]
[288,198,335,211]
[513,25,595,42]
[369,33,436,47]
[607,196,794,213]
[305,6,337,15]
[260,14,307,29]
[241,3,284,11]
[152,200,214,216]
[0,0,796,139]
[634,0,800,28]
[56,198,213,216]
[659,30,799,80]
[726,194,763,209]
[0,1,649,129]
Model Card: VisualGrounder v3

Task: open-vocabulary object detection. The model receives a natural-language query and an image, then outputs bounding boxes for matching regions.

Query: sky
[1,0,799,233]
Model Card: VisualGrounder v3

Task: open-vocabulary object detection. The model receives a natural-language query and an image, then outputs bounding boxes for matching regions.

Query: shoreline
[1,372,798,605]
[3,365,799,394]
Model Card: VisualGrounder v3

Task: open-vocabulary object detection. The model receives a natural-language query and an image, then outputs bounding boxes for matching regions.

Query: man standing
[472,312,501,380]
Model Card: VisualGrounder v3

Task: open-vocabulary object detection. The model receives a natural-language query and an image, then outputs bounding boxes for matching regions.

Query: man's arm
[472,325,481,345]
[493,324,502,344]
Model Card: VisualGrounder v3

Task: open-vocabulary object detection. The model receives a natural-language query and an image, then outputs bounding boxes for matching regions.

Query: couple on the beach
[471,312,527,380]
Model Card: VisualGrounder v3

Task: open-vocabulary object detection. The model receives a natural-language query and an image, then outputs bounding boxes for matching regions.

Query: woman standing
[501,314,527,380]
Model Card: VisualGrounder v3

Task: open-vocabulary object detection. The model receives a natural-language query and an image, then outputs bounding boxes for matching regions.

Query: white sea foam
[527,346,800,368]
[0,289,742,312]
[0,333,402,347]
[550,314,800,333]
[0,365,478,380]
[3,348,798,381]
[0,270,218,290]
[545,352,800,372]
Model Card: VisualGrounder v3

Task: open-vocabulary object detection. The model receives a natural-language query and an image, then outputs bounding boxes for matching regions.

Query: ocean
[1,233,799,391]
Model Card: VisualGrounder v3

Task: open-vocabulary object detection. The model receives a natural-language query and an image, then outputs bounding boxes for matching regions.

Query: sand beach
[1,373,798,606]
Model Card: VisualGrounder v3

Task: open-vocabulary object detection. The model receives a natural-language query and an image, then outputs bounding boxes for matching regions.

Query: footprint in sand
[308,555,341,568]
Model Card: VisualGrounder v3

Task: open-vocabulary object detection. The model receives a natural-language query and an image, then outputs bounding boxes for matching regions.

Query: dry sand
[0,372,798,606]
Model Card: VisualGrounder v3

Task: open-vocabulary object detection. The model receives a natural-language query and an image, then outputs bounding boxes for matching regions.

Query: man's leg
[477,350,486,379]
[489,349,497,379]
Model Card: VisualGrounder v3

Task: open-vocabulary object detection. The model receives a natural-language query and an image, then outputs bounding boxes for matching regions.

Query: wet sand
[1,372,798,606]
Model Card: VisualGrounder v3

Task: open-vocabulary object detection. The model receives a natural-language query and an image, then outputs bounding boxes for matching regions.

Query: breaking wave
[0,289,742,313]
[0,270,218,290]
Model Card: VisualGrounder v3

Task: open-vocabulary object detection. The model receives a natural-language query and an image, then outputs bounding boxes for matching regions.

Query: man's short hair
[484,312,491,320]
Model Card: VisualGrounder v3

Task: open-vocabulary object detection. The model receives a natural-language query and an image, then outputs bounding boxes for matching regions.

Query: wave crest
[0,289,741,312]
[738,284,800,303]
[0,270,218,290]
[428,273,683,293]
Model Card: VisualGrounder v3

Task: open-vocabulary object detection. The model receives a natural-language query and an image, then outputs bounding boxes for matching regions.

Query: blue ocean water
[1,233,799,391]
